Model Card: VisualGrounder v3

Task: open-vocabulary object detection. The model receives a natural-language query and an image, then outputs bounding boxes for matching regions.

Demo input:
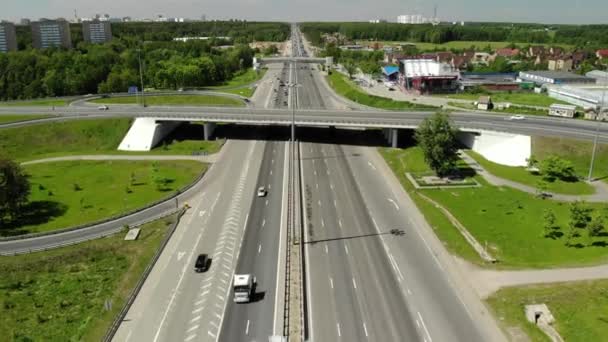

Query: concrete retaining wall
[459,131,531,167]
[118,118,181,151]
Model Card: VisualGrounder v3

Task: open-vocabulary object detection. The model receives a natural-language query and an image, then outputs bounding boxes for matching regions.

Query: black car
[194,254,209,272]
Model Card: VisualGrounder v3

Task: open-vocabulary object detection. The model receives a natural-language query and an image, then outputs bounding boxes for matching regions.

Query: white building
[397,14,428,24]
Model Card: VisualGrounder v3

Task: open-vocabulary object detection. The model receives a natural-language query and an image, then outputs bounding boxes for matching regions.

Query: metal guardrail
[102,207,187,342]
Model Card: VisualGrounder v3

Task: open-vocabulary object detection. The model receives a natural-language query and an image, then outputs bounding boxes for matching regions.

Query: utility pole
[588,84,606,181]
[137,49,146,108]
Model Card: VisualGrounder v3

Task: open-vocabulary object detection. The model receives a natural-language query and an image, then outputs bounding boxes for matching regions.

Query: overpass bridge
[253,56,332,69]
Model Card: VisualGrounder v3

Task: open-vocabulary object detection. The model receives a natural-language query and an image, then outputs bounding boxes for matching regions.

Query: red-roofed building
[495,48,520,58]
[596,49,608,59]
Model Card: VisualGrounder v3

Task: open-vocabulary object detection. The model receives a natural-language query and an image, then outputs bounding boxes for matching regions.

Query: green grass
[209,68,266,89]
[0,98,70,107]
[467,150,595,195]
[1,160,204,236]
[0,214,176,341]
[327,72,435,110]
[214,87,256,97]
[0,119,222,162]
[90,95,244,107]
[439,92,568,107]
[0,115,54,124]
[448,101,551,116]
[487,280,608,342]
[371,40,573,52]
[532,136,608,183]
[379,146,608,268]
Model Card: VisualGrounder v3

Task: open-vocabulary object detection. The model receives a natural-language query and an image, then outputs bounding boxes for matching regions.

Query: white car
[509,115,525,120]
[98,105,109,110]
[257,187,267,197]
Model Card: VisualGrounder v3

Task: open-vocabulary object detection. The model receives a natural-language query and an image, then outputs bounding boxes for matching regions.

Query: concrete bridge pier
[390,128,399,148]
[204,122,217,140]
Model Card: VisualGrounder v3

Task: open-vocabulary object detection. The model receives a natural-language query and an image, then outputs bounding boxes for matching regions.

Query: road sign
[128,86,139,94]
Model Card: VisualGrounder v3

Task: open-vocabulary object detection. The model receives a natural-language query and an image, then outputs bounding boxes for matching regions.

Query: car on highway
[257,186,267,197]
[194,254,209,272]
[98,105,109,110]
[508,115,525,120]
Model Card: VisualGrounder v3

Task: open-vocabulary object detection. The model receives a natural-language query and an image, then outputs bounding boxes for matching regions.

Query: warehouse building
[459,72,520,91]
[518,71,594,86]
[31,19,72,49]
[0,21,17,52]
[586,70,608,86]
[398,59,459,94]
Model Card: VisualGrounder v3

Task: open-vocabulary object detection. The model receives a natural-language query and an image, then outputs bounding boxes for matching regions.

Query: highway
[290,25,504,341]
[2,105,608,142]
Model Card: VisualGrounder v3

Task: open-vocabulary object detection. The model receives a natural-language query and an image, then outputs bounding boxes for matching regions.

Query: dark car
[195,254,209,272]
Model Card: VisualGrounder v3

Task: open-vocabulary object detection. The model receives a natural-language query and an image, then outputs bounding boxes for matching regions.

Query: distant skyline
[3,0,608,24]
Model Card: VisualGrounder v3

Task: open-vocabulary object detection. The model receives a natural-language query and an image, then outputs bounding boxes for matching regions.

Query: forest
[300,22,608,49]
[0,21,290,101]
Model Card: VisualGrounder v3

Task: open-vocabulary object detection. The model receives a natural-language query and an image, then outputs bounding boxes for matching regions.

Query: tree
[0,159,31,222]
[542,209,560,239]
[569,200,593,234]
[343,60,357,79]
[540,156,577,182]
[588,215,605,240]
[415,113,460,177]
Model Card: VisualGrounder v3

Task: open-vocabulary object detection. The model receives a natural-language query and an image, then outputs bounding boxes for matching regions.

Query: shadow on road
[304,229,404,245]
[0,200,67,237]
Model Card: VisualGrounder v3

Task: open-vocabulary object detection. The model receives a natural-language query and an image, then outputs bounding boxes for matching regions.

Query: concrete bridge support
[204,122,217,141]
[458,131,531,166]
[118,118,181,151]
[391,128,399,148]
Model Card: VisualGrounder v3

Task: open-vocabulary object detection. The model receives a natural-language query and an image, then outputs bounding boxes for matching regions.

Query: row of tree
[0,39,255,100]
[543,202,607,246]
[300,22,608,49]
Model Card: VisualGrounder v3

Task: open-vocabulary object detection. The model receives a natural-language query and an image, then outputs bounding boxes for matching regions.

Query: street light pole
[137,49,146,108]
[588,84,607,181]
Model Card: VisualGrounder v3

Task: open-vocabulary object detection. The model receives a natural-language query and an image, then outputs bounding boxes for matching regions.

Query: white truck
[233,274,256,303]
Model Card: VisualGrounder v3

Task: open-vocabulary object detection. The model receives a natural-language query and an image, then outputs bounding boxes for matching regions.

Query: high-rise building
[31,19,72,49]
[0,21,18,53]
[83,20,112,44]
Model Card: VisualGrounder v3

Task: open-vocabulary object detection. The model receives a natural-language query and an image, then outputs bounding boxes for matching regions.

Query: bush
[541,156,577,182]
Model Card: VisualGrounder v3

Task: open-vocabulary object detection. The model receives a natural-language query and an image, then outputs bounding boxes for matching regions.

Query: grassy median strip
[0,119,223,161]
[380,146,608,268]
[327,72,435,110]
[440,92,568,107]
[0,214,176,341]
[0,115,54,124]
[1,160,204,237]
[487,280,608,342]
[0,98,69,107]
[466,150,595,195]
[90,94,244,107]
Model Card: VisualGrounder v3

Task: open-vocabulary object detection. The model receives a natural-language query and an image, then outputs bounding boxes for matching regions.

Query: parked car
[257,186,267,197]
[98,105,109,110]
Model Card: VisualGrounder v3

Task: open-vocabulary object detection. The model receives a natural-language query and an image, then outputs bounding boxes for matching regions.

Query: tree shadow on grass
[591,241,608,247]
[1,201,68,237]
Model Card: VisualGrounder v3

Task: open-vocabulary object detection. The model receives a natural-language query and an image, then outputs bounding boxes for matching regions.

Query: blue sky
[3,0,607,24]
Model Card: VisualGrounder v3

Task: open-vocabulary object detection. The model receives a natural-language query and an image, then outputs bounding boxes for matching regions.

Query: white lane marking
[371,217,379,230]
[195,298,205,305]
[363,322,369,337]
[314,170,317,176]
[318,200,321,206]
[387,198,400,211]
[352,277,357,289]
[199,210,206,217]
[337,323,342,337]
[316,182,319,189]
[367,161,377,170]
[344,245,349,254]
[258,244,262,254]
[330,183,334,190]
[327,169,331,175]
[187,324,199,332]
[190,315,201,323]
[272,159,274,163]
[417,312,433,342]
[152,192,220,342]
[338,219,343,228]
[245,320,250,335]
[329,277,334,289]
[388,254,405,281]
[407,287,413,295]
[270,170,273,176]
[333,199,337,207]
[321,219,325,227]
[262,219,266,227]
[184,334,196,342]
[274,142,289,336]
[177,251,186,261]
[192,307,204,314]
[268,184,271,190]
[325,245,328,254]
[208,331,216,338]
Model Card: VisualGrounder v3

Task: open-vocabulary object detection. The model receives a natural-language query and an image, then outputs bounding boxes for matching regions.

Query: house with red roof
[596,49,608,59]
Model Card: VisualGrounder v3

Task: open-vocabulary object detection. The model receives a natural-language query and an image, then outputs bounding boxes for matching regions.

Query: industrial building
[547,84,608,110]
[0,21,17,52]
[83,20,112,44]
[398,59,459,94]
[586,70,608,86]
[31,19,72,49]
[518,71,594,86]
[459,72,520,91]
